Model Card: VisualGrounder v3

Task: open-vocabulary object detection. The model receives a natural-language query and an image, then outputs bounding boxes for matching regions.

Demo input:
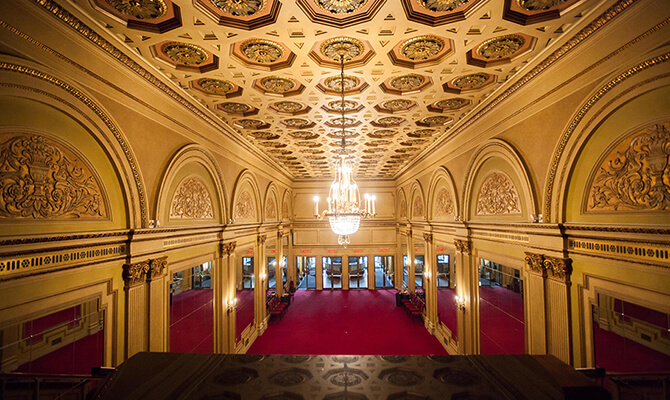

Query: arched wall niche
[397,188,408,222]
[545,56,670,223]
[462,139,537,222]
[427,167,459,221]
[263,182,280,223]
[558,83,670,225]
[0,58,146,230]
[231,169,261,224]
[280,189,293,222]
[409,181,426,222]
[155,144,227,226]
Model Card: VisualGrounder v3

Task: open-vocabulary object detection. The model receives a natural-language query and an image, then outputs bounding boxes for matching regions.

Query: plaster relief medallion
[0,134,108,220]
[267,149,292,155]
[375,116,406,126]
[365,139,391,146]
[368,129,397,138]
[331,140,355,147]
[389,74,426,91]
[323,368,368,386]
[419,116,452,126]
[331,355,360,363]
[210,0,264,15]
[316,0,366,14]
[215,368,259,386]
[271,101,308,114]
[434,187,454,216]
[519,0,566,10]
[399,138,429,146]
[241,39,284,63]
[248,131,280,140]
[327,130,358,139]
[234,190,255,219]
[419,0,470,12]
[476,172,521,215]
[219,102,254,115]
[302,148,325,154]
[327,100,359,113]
[328,117,358,127]
[258,141,287,148]
[395,147,420,153]
[378,99,416,113]
[288,131,319,140]
[390,154,411,160]
[170,177,214,219]
[281,118,313,129]
[399,196,407,218]
[321,37,364,61]
[297,140,322,147]
[331,148,356,155]
[433,367,480,386]
[282,355,311,364]
[269,368,313,386]
[282,201,289,218]
[260,76,296,93]
[478,34,525,59]
[304,155,326,160]
[195,78,235,95]
[363,148,385,153]
[452,73,490,90]
[378,368,424,387]
[413,197,424,218]
[235,119,268,129]
[381,355,410,363]
[408,129,437,138]
[161,42,208,65]
[431,98,471,111]
[587,122,670,212]
[266,197,277,219]
[106,0,167,18]
[325,75,360,91]
[400,35,445,60]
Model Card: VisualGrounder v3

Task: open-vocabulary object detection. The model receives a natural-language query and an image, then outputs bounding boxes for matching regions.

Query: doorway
[348,256,368,289]
[322,256,342,289]
[374,255,394,288]
[297,256,317,289]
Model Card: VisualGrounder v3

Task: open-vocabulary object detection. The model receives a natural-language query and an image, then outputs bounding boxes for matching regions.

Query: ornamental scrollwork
[257,234,267,246]
[434,188,454,217]
[478,35,525,59]
[169,177,214,219]
[399,196,407,219]
[266,197,277,220]
[316,0,366,14]
[452,73,489,90]
[519,0,566,11]
[453,239,471,254]
[123,260,150,287]
[197,78,234,95]
[476,172,522,215]
[235,190,255,220]
[241,40,284,63]
[400,36,444,60]
[211,0,264,16]
[0,134,108,220]
[161,42,208,65]
[543,256,572,282]
[413,196,424,219]
[423,233,433,243]
[106,0,167,19]
[321,38,364,62]
[148,256,168,281]
[420,0,469,12]
[221,241,237,255]
[282,200,289,219]
[524,252,545,275]
[587,123,670,212]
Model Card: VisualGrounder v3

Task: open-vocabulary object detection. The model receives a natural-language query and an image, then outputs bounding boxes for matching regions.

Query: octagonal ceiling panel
[82,0,599,179]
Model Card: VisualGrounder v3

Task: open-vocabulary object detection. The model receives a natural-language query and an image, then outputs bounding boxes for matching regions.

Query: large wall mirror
[413,238,425,291]
[170,262,213,353]
[436,243,457,341]
[401,234,408,289]
[297,256,317,289]
[266,237,277,301]
[374,255,394,288]
[322,256,343,290]
[281,235,289,291]
[478,258,525,354]
[235,244,255,342]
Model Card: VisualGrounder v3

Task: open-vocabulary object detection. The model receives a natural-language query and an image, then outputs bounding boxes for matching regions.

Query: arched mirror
[235,244,255,342]
[435,242,457,341]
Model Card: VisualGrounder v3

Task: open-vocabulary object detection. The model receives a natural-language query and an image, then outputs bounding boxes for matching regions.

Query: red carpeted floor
[248,289,447,355]
[17,330,104,374]
[479,285,525,354]
[593,321,670,373]
[436,287,458,339]
[236,289,255,340]
[170,289,213,353]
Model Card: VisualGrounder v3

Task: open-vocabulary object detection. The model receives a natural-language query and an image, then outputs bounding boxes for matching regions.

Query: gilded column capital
[453,239,471,254]
[220,241,237,256]
[123,260,150,288]
[543,256,572,282]
[257,234,267,246]
[147,256,168,281]
[524,252,546,276]
[423,232,433,244]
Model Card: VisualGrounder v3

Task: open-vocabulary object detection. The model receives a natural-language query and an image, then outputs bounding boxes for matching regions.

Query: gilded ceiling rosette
[443,73,496,94]
[374,99,418,114]
[194,0,281,30]
[380,74,432,95]
[309,37,376,69]
[93,0,182,33]
[503,0,586,25]
[231,38,296,71]
[253,76,305,97]
[217,102,259,116]
[297,0,386,28]
[233,118,271,130]
[416,116,453,127]
[152,41,218,73]
[401,0,486,26]
[427,98,471,113]
[371,117,407,127]
[190,78,242,98]
[388,35,454,69]
[317,75,369,95]
[280,118,316,129]
[467,33,537,67]
[321,100,364,114]
[268,101,311,115]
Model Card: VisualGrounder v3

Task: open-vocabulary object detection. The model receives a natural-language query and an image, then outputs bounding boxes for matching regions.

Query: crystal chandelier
[313,50,376,246]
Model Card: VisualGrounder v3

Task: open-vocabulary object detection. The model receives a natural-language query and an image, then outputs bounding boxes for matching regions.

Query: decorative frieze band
[454,239,471,254]
[220,241,237,256]
[123,256,169,287]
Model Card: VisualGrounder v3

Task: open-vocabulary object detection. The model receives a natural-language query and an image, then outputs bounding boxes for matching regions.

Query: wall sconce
[260,272,267,282]
[455,295,466,311]
[424,270,431,280]
[226,298,238,315]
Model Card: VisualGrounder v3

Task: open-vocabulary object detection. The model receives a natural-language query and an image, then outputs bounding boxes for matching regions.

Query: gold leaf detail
[169,177,214,219]
[476,172,521,215]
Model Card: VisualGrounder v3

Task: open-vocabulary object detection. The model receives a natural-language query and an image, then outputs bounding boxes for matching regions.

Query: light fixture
[226,298,238,315]
[314,49,376,246]
[455,295,466,311]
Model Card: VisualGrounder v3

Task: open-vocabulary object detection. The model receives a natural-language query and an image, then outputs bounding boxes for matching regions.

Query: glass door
[414,255,425,289]
[242,257,254,289]
[322,256,342,289]
[374,256,394,288]
[297,256,317,289]
[348,256,368,289]
[267,257,276,291]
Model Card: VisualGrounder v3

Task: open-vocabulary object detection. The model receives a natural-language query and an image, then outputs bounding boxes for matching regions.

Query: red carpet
[248,289,447,355]
[436,287,458,339]
[479,285,525,354]
[17,330,104,374]
[170,289,213,353]
[594,320,670,373]
[236,289,255,340]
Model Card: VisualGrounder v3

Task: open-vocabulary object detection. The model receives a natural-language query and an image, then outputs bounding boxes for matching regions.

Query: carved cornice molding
[524,252,546,276]
[423,232,433,244]
[454,239,471,254]
[148,256,167,281]
[543,255,572,282]
[257,234,267,246]
[220,241,237,256]
[122,260,150,288]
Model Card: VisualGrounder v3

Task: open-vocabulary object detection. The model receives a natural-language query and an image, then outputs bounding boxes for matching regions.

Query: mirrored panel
[348,256,368,289]
[478,258,524,354]
[401,234,408,288]
[414,239,425,290]
[281,236,289,291]
[593,294,670,373]
[170,262,213,353]
[436,244,457,340]
[322,256,342,289]
[266,237,277,300]
[297,256,317,289]
[236,245,255,342]
[374,255,394,288]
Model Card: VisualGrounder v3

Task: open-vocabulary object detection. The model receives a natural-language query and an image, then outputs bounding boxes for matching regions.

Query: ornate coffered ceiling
[85,0,594,179]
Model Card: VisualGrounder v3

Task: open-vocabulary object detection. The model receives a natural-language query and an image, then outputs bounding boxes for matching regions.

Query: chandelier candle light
[314,47,376,246]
